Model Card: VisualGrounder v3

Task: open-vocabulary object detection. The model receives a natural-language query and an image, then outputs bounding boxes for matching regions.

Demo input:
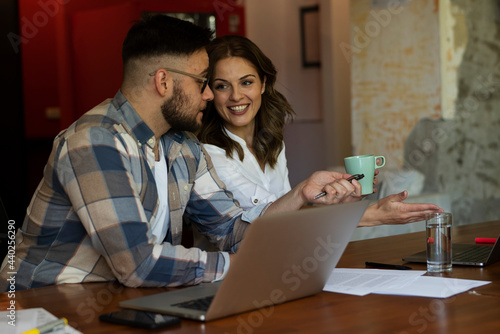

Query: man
[1,15,441,291]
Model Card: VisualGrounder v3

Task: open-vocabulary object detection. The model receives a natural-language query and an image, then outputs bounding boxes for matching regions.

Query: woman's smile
[228,104,250,114]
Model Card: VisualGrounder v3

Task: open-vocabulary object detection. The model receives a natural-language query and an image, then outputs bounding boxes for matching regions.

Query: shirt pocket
[250,186,277,207]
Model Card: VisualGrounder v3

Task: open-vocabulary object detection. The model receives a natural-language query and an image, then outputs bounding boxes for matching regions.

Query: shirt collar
[111,90,155,147]
[223,126,248,147]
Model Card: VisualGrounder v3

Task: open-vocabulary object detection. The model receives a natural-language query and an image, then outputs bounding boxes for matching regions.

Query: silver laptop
[403,235,500,267]
[120,200,370,321]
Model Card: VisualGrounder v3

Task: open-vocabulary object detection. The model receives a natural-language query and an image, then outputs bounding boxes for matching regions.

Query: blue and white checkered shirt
[1,91,268,290]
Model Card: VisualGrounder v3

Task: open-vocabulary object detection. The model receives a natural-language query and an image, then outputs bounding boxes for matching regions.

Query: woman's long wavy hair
[197,35,295,169]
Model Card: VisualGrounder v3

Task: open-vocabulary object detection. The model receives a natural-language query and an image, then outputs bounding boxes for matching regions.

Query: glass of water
[426,212,452,272]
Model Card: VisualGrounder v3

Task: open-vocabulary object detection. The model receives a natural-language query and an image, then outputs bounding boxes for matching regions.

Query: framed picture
[300,5,320,68]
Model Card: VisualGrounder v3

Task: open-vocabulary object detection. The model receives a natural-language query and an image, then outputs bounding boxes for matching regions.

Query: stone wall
[404,0,500,225]
[350,0,441,169]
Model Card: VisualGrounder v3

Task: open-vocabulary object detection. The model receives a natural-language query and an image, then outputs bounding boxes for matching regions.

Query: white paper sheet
[0,308,81,334]
[373,275,491,298]
[323,268,491,298]
[324,268,426,296]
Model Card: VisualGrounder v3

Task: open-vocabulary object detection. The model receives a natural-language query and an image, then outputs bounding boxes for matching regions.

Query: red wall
[19,0,245,139]
[18,0,61,138]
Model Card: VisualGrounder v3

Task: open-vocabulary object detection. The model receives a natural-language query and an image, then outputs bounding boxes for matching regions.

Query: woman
[198,35,293,210]
[198,35,442,226]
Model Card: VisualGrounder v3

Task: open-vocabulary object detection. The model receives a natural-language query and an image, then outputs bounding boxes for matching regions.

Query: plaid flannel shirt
[1,91,267,290]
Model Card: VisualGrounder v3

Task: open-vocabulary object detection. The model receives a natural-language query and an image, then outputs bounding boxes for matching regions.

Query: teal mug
[344,155,386,195]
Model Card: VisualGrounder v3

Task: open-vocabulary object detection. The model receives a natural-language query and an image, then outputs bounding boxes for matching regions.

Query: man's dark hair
[122,14,213,66]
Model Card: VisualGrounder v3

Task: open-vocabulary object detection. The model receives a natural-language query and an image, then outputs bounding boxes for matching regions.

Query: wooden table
[2,221,500,333]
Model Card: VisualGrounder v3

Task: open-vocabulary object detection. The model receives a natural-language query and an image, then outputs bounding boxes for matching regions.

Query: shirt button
[148,138,154,145]
[184,185,188,191]
[253,199,259,204]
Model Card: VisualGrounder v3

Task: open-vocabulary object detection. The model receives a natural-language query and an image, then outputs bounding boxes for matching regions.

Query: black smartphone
[99,309,181,329]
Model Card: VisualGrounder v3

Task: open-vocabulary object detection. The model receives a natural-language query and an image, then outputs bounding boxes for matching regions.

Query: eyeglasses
[149,67,209,93]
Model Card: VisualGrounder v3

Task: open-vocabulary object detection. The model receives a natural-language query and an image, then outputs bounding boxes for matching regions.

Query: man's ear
[153,69,170,97]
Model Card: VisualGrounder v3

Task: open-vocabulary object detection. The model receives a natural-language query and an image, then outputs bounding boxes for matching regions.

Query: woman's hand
[359,191,443,227]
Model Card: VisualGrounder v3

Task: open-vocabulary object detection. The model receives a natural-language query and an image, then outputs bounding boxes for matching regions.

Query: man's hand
[265,170,376,215]
[304,171,364,204]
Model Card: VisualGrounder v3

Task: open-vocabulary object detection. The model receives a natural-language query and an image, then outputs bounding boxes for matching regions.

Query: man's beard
[161,82,202,133]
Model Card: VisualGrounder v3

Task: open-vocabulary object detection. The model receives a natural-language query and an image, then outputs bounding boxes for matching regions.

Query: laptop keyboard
[172,296,214,311]
[453,245,491,262]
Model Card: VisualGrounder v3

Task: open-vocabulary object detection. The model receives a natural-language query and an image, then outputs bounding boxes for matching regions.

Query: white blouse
[202,129,291,210]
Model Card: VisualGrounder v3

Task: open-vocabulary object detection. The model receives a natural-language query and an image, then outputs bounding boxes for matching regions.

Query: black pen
[314,174,365,200]
[365,262,412,270]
